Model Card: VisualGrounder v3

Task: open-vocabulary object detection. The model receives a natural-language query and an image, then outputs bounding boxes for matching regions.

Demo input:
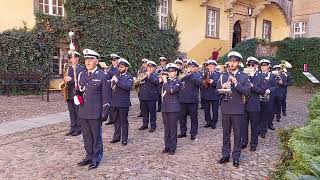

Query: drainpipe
[254,16,257,37]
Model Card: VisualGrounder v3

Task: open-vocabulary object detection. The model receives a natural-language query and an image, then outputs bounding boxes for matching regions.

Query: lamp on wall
[247,4,253,16]
[247,0,253,16]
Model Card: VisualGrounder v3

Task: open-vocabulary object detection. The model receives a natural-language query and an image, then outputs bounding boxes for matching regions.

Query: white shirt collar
[88,67,98,74]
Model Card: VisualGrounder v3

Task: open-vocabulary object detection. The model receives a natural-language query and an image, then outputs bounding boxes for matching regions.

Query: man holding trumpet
[217,51,251,167]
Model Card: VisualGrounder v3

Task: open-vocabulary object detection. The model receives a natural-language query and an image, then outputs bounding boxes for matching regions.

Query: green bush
[271,93,320,179]
[64,0,180,72]
[0,27,52,78]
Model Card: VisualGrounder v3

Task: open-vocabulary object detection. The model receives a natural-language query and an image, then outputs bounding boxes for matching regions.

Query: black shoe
[233,159,240,167]
[137,114,142,118]
[283,111,287,116]
[250,147,257,152]
[105,121,114,125]
[88,162,99,170]
[71,131,81,136]
[204,124,211,128]
[268,125,275,130]
[138,126,148,130]
[65,131,74,136]
[218,157,229,164]
[191,135,196,140]
[212,124,216,129]
[241,145,247,149]
[200,106,204,109]
[110,139,120,143]
[161,149,169,154]
[149,128,156,132]
[177,133,186,138]
[77,159,91,166]
[156,109,161,112]
[260,134,266,138]
[122,141,127,146]
[168,151,175,155]
[276,117,281,122]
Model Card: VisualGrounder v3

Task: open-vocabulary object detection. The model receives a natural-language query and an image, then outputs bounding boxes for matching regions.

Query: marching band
[62,36,292,169]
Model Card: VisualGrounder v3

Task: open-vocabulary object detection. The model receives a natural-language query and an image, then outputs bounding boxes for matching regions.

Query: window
[293,22,307,38]
[158,0,170,29]
[206,7,220,38]
[262,20,272,41]
[38,0,64,16]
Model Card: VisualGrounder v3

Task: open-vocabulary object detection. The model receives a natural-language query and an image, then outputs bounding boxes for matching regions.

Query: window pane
[58,0,63,6]
[44,0,49,4]
[39,0,43,3]
[58,7,62,15]
[53,6,57,14]
[52,0,57,5]
[39,4,43,12]
[44,5,49,13]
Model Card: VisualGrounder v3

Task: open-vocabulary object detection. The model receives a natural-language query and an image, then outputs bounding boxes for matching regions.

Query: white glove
[265,89,271,94]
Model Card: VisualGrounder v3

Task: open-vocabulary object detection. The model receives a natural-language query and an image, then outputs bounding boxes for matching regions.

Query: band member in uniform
[160,63,182,155]
[105,53,120,125]
[110,58,133,146]
[64,50,86,136]
[174,59,183,70]
[281,67,291,116]
[217,51,251,167]
[258,59,277,138]
[240,57,266,151]
[200,60,220,129]
[273,65,289,122]
[137,58,149,118]
[77,49,112,170]
[138,60,160,132]
[156,57,169,112]
[178,60,202,140]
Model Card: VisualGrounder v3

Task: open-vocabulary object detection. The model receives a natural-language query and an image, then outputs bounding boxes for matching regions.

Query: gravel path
[0,87,313,179]
[0,93,67,123]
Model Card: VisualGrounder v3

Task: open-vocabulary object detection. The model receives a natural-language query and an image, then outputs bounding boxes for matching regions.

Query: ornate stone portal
[225,0,292,49]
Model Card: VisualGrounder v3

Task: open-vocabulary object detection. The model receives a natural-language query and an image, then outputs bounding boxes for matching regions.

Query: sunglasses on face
[247,63,256,67]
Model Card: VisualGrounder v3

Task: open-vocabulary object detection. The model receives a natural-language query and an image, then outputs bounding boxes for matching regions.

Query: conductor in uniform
[217,51,251,167]
[200,60,220,129]
[178,60,202,140]
[64,50,86,136]
[240,57,266,151]
[105,53,120,125]
[77,49,112,170]
[138,60,160,132]
[110,58,133,146]
[160,63,182,155]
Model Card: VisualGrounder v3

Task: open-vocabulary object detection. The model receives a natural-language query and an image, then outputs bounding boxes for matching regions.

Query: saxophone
[59,63,69,102]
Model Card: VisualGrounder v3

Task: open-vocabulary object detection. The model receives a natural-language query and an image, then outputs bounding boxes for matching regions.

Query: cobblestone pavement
[0,87,314,179]
[0,93,67,123]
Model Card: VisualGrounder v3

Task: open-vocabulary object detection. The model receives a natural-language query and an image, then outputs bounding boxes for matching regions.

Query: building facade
[291,0,320,38]
[159,0,292,61]
[0,0,293,72]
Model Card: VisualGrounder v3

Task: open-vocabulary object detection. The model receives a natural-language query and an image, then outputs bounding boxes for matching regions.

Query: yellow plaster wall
[0,0,35,32]
[255,3,289,41]
[171,0,229,61]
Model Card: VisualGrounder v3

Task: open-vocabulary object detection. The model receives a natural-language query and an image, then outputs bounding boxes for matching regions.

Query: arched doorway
[232,21,241,48]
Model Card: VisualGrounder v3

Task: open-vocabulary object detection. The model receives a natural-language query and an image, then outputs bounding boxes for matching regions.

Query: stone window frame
[158,0,172,29]
[293,21,307,38]
[262,20,272,41]
[34,0,65,16]
[205,6,220,39]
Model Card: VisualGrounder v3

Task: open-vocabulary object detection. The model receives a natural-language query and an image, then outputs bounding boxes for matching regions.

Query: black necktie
[89,72,92,77]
